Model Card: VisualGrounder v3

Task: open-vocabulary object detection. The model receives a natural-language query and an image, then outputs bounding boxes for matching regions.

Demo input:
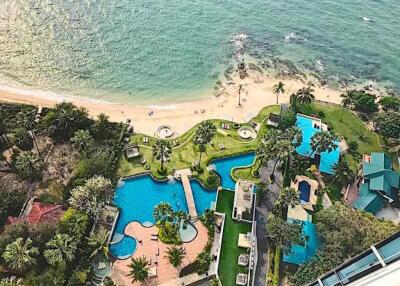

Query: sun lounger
[218,143,225,150]
[148,258,152,265]
[150,235,158,241]
[143,137,149,143]
[154,256,158,265]
[156,248,160,256]
[141,158,147,164]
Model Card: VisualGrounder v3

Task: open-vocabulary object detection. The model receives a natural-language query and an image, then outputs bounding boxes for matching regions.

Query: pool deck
[111,221,208,286]
[175,169,198,219]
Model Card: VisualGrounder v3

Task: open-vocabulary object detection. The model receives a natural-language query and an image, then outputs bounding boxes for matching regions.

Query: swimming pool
[295,115,339,175]
[211,152,256,190]
[299,181,311,203]
[110,152,256,259]
[110,175,216,259]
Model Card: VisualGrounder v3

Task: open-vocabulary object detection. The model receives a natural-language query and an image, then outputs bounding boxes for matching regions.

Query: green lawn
[312,102,383,170]
[117,105,280,182]
[216,190,252,286]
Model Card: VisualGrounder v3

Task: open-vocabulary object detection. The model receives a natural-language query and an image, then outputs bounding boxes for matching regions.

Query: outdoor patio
[111,221,208,286]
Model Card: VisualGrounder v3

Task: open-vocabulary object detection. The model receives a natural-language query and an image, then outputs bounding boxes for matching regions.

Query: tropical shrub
[379,95,400,112]
[373,111,400,139]
[349,90,378,114]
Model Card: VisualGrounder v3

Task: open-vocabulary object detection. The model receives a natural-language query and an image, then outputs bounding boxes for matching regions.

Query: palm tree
[87,229,110,258]
[71,129,94,157]
[273,82,285,104]
[309,131,338,159]
[196,251,211,274]
[165,246,185,268]
[15,110,41,156]
[128,256,149,284]
[44,233,78,266]
[14,151,44,180]
[295,86,315,105]
[331,158,354,187]
[13,127,33,151]
[93,113,111,139]
[340,91,354,121]
[274,187,299,219]
[194,121,216,168]
[152,140,172,172]
[2,238,39,272]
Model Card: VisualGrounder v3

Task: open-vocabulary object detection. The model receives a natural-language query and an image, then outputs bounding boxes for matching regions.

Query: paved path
[253,160,283,286]
[175,169,197,219]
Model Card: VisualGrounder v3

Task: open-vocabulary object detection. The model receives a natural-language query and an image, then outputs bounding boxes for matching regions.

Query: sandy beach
[0,71,343,136]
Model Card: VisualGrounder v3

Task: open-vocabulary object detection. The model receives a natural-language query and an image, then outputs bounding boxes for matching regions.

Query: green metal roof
[362,152,400,198]
[353,183,384,214]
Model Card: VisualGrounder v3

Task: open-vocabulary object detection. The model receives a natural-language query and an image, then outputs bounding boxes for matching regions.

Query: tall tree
[274,187,299,219]
[194,121,216,168]
[339,91,354,121]
[44,233,78,266]
[93,113,111,139]
[258,127,302,180]
[14,151,44,180]
[309,130,338,159]
[128,256,149,284]
[71,129,94,158]
[152,140,172,172]
[68,175,113,218]
[87,229,110,258]
[330,158,354,187]
[42,102,89,141]
[2,238,39,272]
[153,203,189,240]
[13,128,33,151]
[15,110,41,156]
[165,246,185,268]
[266,215,304,254]
[295,86,315,105]
[273,82,285,104]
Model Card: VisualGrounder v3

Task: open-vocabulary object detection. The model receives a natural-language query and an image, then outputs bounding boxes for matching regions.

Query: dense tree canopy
[379,96,400,112]
[42,102,89,141]
[373,111,400,139]
[290,203,400,285]
[68,176,113,218]
[348,90,378,114]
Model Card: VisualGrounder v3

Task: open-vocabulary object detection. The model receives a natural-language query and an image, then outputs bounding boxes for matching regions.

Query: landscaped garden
[216,190,252,286]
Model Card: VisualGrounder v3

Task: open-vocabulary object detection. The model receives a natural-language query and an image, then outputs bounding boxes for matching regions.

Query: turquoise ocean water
[0,0,399,104]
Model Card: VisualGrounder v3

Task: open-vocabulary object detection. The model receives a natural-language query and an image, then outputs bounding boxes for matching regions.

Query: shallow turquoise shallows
[1,1,399,103]
[110,152,256,259]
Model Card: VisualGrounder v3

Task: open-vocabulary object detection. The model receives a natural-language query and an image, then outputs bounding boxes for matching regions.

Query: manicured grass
[117,105,280,180]
[312,103,382,154]
[216,190,252,286]
[312,102,383,170]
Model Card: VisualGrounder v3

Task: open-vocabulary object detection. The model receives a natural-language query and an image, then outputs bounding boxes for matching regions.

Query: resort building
[295,114,340,175]
[232,179,255,221]
[353,153,400,215]
[284,206,320,265]
[305,231,400,286]
[5,199,64,226]
[291,175,319,211]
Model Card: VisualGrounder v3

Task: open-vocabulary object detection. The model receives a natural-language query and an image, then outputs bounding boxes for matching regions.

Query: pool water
[110,152,256,259]
[299,181,311,203]
[212,152,256,190]
[295,115,339,175]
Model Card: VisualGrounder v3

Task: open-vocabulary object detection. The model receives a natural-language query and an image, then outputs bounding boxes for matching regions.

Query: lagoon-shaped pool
[110,152,256,259]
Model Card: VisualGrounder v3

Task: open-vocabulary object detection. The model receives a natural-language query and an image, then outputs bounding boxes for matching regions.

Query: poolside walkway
[111,221,208,286]
[175,169,197,219]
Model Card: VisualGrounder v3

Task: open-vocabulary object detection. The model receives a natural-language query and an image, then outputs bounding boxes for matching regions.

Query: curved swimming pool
[110,152,256,259]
